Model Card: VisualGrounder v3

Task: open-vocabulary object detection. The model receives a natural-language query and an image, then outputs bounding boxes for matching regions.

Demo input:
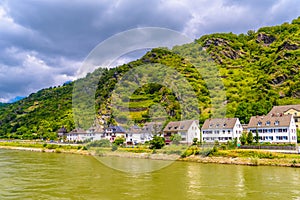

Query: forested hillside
[0,17,299,139]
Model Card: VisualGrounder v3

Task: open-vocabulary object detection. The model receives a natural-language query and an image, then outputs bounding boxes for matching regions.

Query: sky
[0,0,299,103]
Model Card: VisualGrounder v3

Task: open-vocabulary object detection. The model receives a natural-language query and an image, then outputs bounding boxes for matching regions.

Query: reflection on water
[96,156,174,173]
[0,149,299,200]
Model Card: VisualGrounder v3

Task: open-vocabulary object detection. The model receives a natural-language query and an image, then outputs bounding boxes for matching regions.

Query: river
[0,149,299,200]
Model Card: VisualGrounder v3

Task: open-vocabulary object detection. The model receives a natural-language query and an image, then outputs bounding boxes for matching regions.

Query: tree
[170,134,181,145]
[297,129,300,143]
[149,135,165,149]
[113,136,125,146]
[254,130,259,144]
[239,132,247,145]
[247,132,254,145]
[192,138,198,146]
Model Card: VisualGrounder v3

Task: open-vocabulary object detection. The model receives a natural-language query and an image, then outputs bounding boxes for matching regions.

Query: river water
[0,149,299,200]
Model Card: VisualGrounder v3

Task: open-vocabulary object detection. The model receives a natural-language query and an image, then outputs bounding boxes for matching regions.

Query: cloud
[0,0,299,102]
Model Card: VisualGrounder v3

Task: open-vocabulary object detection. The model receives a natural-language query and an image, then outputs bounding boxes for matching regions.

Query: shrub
[86,139,111,148]
[247,132,254,144]
[113,137,125,146]
[149,136,165,149]
[111,144,118,151]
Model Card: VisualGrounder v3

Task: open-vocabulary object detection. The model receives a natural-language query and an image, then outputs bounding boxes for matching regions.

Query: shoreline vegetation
[1,141,300,168]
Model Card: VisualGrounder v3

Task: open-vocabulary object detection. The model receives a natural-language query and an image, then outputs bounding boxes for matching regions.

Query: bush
[111,144,118,151]
[86,139,111,148]
[239,132,247,145]
[149,136,165,149]
[113,137,125,146]
[247,132,254,144]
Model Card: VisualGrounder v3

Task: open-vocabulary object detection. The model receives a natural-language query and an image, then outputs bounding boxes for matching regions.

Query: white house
[126,125,152,145]
[66,128,90,142]
[163,120,200,145]
[103,126,126,142]
[247,114,297,144]
[201,118,243,143]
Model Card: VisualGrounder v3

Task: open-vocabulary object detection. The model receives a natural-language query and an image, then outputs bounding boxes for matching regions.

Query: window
[209,124,213,128]
[274,120,279,126]
[257,121,262,126]
[223,123,227,127]
[266,121,270,126]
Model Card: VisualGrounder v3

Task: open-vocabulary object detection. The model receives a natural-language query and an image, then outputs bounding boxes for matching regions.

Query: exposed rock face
[203,38,229,48]
[270,75,288,85]
[278,41,299,51]
[203,38,242,63]
[256,33,275,45]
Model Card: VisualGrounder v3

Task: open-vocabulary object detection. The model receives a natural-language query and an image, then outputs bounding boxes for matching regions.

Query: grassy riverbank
[1,141,300,168]
[0,141,90,155]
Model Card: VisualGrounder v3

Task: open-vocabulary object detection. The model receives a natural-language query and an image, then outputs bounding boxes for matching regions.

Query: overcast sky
[0,0,299,102]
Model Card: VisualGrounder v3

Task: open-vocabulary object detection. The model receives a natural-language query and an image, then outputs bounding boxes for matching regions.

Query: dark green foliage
[192,138,198,145]
[247,132,254,145]
[239,132,247,145]
[149,136,165,149]
[113,137,125,146]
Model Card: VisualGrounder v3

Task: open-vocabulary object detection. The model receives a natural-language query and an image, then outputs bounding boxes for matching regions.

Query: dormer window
[216,124,219,128]
[257,121,262,126]
[266,121,270,126]
[274,120,279,126]
[174,126,178,130]
[223,123,226,127]
[209,124,213,128]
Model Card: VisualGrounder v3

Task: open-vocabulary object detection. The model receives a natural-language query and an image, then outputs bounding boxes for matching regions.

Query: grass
[0,141,84,151]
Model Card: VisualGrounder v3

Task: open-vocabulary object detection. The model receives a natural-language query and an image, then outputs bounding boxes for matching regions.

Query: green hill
[0,17,299,139]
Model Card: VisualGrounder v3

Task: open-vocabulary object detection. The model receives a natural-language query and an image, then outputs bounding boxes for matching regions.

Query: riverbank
[1,142,300,168]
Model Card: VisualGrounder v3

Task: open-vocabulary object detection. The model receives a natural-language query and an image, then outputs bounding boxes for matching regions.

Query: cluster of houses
[58,105,300,145]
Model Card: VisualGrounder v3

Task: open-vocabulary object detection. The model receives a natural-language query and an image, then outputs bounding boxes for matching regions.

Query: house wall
[284,109,300,130]
[202,120,243,143]
[184,121,200,144]
[247,118,297,144]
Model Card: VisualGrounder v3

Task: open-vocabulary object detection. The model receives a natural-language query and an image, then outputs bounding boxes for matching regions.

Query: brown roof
[142,122,163,133]
[67,128,87,135]
[201,118,238,130]
[163,120,198,132]
[247,115,293,128]
[268,105,300,115]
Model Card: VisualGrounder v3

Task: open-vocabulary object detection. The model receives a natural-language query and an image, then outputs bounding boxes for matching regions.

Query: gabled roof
[142,122,163,133]
[106,126,126,133]
[201,118,238,130]
[247,115,293,128]
[268,105,300,115]
[163,120,198,132]
[67,128,86,135]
